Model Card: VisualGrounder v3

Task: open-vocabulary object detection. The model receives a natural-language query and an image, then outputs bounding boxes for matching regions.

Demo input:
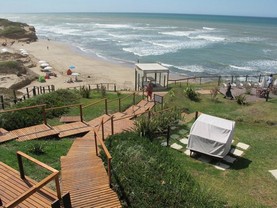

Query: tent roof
[135,63,169,73]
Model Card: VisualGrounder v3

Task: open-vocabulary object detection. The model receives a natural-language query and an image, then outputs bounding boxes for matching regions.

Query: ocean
[2,13,277,77]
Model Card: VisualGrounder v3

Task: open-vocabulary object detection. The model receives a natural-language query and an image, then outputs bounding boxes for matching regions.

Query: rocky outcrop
[0,18,38,43]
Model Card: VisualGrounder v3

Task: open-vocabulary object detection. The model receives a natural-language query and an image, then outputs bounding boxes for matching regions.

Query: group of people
[224,74,274,99]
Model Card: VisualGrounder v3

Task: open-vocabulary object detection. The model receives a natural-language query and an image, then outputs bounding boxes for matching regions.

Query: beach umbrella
[71,72,80,81]
[71,72,79,76]
[44,66,53,70]
[69,65,76,69]
[40,63,49,68]
[38,60,47,64]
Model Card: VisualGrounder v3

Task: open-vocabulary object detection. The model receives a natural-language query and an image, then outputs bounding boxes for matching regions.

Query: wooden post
[26,87,30,98]
[17,154,25,179]
[135,70,137,91]
[13,90,17,104]
[218,76,221,86]
[0,95,4,110]
[43,87,46,94]
[166,125,170,147]
[231,76,234,84]
[101,120,105,141]
[111,116,114,135]
[51,85,55,91]
[80,104,83,122]
[108,158,112,187]
[42,105,47,125]
[97,84,99,93]
[48,85,51,92]
[33,86,36,96]
[195,111,199,120]
[148,111,151,121]
[259,74,261,82]
[105,99,108,114]
[94,132,99,156]
[114,84,116,92]
[118,98,121,112]
[54,176,62,199]
[133,92,136,105]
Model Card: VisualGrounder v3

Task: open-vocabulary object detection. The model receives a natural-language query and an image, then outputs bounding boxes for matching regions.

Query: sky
[0,0,277,18]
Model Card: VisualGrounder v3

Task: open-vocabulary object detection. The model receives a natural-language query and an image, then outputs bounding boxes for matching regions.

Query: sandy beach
[7,39,135,92]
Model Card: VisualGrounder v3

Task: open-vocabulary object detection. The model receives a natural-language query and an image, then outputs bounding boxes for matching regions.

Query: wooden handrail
[5,151,62,208]
[45,103,81,111]
[82,98,106,109]
[93,118,113,186]
[0,104,46,114]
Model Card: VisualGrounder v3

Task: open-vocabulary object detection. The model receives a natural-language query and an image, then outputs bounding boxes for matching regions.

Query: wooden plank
[59,116,81,123]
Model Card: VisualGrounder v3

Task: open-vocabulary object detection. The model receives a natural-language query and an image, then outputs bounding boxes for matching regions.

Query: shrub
[29,143,45,155]
[134,108,181,138]
[236,94,247,105]
[184,86,199,101]
[210,87,219,102]
[80,86,90,98]
[0,89,81,130]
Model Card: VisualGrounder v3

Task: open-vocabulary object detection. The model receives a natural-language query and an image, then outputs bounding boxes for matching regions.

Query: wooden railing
[93,117,113,187]
[5,151,61,208]
[46,103,83,122]
[168,73,277,87]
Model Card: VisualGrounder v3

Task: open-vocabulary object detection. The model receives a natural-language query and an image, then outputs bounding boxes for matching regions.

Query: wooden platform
[53,121,92,138]
[0,128,18,143]
[60,132,121,208]
[11,124,58,142]
[0,162,57,208]
[59,116,81,123]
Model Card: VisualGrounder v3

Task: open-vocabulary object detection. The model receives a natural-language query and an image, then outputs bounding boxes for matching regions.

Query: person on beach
[146,81,154,101]
[224,82,234,99]
[267,74,273,88]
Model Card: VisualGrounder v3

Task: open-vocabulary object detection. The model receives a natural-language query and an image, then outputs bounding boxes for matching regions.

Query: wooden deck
[12,124,58,142]
[0,128,18,143]
[53,121,92,138]
[60,132,121,208]
[0,162,57,208]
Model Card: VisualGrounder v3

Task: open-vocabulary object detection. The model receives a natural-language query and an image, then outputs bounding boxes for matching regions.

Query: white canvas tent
[187,114,235,158]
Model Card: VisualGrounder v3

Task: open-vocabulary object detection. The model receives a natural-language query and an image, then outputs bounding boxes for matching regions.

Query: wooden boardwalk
[0,162,57,208]
[60,132,122,208]
[59,100,154,207]
[1,99,155,207]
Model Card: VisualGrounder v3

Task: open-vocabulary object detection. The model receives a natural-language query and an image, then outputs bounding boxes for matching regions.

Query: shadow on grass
[230,157,252,170]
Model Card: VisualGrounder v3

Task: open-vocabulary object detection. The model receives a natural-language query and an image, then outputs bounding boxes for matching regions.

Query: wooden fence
[0,82,117,110]
[168,73,277,87]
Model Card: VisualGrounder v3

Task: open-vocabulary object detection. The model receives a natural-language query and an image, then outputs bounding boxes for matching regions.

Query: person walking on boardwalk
[224,82,234,99]
[146,81,154,101]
